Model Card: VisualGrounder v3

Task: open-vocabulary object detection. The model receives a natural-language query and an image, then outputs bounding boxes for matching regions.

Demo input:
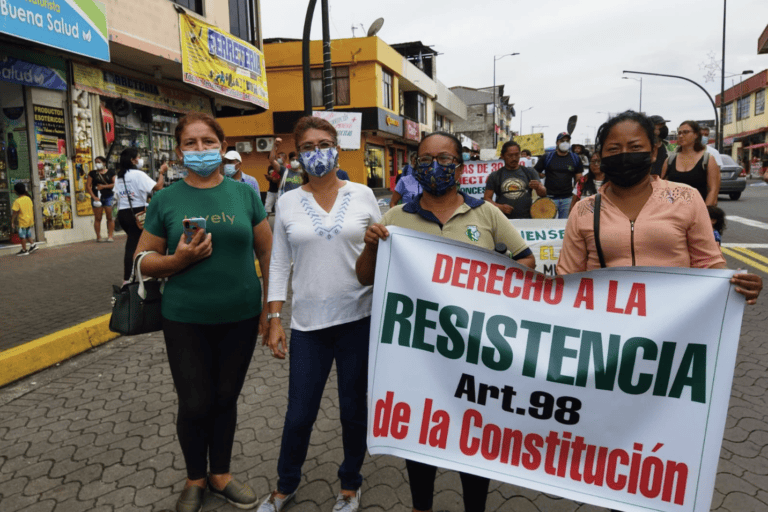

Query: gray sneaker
[176,485,204,512]
[332,489,361,512]
[257,490,296,512]
[208,478,258,509]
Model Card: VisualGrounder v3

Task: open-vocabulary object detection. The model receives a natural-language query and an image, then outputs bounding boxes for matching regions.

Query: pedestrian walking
[85,155,116,242]
[258,116,381,512]
[356,132,536,512]
[11,182,37,256]
[649,115,670,176]
[569,152,605,213]
[661,120,721,206]
[535,132,583,218]
[484,140,547,219]
[135,112,272,511]
[114,147,164,286]
[390,153,422,207]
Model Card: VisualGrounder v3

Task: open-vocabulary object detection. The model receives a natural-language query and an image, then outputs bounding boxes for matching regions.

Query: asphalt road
[717,180,768,280]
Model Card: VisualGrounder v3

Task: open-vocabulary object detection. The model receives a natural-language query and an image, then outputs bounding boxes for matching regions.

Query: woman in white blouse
[257,116,381,512]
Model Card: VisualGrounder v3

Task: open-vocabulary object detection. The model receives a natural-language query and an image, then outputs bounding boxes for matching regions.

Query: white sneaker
[257,490,295,512]
[332,489,361,512]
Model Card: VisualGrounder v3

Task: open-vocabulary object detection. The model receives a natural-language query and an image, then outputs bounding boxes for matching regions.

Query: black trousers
[117,207,144,280]
[406,459,490,512]
[162,316,259,480]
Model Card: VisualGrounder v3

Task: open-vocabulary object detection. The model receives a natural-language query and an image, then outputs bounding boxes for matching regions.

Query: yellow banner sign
[72,62,209,114]
[514,133,545,156]
[180,13,269,109]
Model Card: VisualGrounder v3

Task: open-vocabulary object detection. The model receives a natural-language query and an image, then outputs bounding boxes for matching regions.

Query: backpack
[666,152,708,172]
[543,150,581,170]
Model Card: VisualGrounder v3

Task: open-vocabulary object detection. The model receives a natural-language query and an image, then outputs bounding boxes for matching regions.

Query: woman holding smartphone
[135,112,272,512]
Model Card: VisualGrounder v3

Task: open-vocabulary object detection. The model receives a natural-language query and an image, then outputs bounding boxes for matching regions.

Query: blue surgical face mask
[223,163,238,177]
[299,147,338,177]
[413,160,457,196]
[462,152,470,161]
[701,136,709,145]
[183,149,222,177]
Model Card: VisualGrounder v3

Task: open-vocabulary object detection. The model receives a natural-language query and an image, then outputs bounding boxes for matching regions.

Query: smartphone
[183,217,206,243]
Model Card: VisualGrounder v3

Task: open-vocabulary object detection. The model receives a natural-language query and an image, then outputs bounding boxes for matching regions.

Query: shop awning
[743,142,768,150]
[722,126,768,146]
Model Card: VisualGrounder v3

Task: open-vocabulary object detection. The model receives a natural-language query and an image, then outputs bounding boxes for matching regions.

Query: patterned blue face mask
[299,147,338,177]
[413,160,457,196]
[183,149,222,177]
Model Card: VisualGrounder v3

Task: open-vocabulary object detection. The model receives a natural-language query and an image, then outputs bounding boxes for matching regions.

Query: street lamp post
[493,53,519,148]
[622,76,642,112]
[519,107,533,136]
[623,70,721,150]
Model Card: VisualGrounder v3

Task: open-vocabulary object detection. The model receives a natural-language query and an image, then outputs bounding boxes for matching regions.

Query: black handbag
[109,251,164,335]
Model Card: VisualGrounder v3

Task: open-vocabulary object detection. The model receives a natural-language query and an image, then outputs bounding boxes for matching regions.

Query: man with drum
[534,132,583,218]
[484,140,547,219]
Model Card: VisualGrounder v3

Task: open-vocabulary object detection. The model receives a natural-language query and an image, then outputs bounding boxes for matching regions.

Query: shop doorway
[365,144,385,189]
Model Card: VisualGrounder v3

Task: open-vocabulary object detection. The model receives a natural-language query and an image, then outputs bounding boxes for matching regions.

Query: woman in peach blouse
[557,111,761,304]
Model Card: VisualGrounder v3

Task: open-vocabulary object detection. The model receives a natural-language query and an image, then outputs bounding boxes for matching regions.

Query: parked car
[718,154,747,200]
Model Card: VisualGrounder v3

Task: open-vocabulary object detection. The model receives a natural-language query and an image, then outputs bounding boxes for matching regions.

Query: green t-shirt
[143,178,267,324]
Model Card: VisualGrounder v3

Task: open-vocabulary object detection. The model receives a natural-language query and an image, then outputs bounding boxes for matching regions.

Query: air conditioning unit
[235,141,254,154]
[255,137,274,152]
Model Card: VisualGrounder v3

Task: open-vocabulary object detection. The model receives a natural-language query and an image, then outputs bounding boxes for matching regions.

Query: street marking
[731,247,768,266]
[726,215,768,230]
[721,247,768,274]
[721,243,768,249]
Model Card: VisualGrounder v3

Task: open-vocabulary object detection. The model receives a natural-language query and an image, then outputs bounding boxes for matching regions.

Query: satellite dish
[367,18,384,37]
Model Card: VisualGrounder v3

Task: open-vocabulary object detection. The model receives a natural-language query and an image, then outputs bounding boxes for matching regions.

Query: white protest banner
[511,219,568,275]
[368,227,745,512]
[312,111,362,149]
[460,159,504,199]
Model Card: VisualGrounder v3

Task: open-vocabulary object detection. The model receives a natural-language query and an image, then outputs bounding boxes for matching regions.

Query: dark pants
[163,316,259,480]
[276,317,370,494]
[117,207,145,281]
[406,459,490,512]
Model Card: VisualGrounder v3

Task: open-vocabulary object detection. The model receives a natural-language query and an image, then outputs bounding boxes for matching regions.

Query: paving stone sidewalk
[0,300,766,512]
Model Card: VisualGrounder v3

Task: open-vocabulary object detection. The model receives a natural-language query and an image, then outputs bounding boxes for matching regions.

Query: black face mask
[600,152,652,188]
[658,125,669,141]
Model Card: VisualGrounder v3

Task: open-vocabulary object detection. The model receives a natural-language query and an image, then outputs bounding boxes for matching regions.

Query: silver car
[718,155,747,200]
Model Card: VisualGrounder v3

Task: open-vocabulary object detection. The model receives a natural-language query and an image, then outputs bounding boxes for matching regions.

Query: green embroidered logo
[466,225,480,242]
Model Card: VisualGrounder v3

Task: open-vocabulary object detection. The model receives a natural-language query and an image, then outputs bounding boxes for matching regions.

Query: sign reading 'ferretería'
[0,0,109,62]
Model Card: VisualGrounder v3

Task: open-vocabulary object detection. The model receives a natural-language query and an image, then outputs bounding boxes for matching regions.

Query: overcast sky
[260,0,767,147]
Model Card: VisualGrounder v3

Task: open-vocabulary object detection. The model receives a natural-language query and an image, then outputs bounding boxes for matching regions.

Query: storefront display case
[150,113,185,186]
[109,110,151,176]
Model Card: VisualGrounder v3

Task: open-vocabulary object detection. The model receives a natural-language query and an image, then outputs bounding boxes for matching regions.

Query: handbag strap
[121,175,135,212]
[132,251,163,299]
[593,193,606,269]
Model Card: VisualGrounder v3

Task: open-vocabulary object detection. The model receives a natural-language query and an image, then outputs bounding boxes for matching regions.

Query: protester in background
[649,115,670,176]
[570,152,605,213]
[471,149,481,161]
[390,154,422,207]
[356,132,535,512]
[277,151,305,197]
[259,116,381,512]
[662,120,721,206]
[461,146,471,162]
[572,143,590,169]
[11,182,37,256]
[535,132,583,218]
[223,149,260,195]
[114,147,164,286]
[519,148,534,167]
[700,126,724,168]
[557,110,760,304]
[264,166,281,215]
[135,112,272,512]
[484,140,546,219]
[86,155,116,242]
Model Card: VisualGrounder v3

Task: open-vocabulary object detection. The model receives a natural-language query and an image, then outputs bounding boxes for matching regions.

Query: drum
[530,197,558,219]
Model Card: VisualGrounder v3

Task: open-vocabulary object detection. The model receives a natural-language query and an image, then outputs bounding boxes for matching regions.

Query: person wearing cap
[534,132,583,218]
[223,150,261,196]
[649,115,670,176]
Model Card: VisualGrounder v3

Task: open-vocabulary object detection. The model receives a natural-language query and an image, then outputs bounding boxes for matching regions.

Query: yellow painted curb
[0,314,119,387]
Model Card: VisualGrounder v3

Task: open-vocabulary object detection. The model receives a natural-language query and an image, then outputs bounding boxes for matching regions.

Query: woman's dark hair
[13,182,30,197]
[118,147,139,178]
[95,155,106,163]
[289,151,297,159]
[595,110,656,156]
[500,140,521,156]
[293,116,338,146]
[419,132,464,164]
[707,205,726,233]
[677,120,705,152]
[174,112,226,146]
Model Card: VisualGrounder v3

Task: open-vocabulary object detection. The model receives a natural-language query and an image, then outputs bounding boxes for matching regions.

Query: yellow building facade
[717,69,768,162]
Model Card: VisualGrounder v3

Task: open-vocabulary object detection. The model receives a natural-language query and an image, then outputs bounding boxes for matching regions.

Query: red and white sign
[405,119,421,142]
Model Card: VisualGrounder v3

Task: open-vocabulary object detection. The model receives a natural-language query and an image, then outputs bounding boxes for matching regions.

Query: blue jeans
[276,316,371,494]
[550,196,573,219]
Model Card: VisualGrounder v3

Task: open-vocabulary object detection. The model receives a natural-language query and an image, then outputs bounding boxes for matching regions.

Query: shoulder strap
[702,151,708,171]
[121,176,134,211]
[544,151,555,168]
[593,193,606,269]
[667,152,676,166]
[572,152,581,168]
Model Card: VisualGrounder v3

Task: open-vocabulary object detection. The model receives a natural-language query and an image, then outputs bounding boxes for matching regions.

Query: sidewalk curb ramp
[0,314,118,387]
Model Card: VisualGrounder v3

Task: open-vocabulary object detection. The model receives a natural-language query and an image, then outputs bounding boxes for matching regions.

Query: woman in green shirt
[135,112,272,512]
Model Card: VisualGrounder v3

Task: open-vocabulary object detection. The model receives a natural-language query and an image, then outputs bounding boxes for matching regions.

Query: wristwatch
[267,312,282,321]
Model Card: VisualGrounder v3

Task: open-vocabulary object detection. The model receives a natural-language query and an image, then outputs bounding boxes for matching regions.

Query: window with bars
[171,0,203,15]
[417,94,426,123]
[382,70,393,110]
[310,67,350,107]
[755,90,765,116]
[737,96,751,120]
[724,103,733,124]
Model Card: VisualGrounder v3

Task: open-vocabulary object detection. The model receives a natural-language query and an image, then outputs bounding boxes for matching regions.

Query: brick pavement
[0,299,766,511]
[0,237,127,352]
